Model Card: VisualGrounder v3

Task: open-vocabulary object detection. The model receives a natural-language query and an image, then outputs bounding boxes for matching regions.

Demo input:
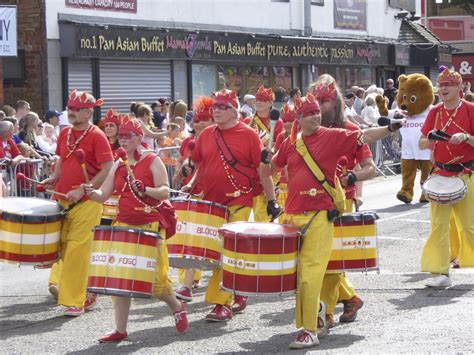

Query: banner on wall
[0,6,17,56]
[334,0,367,31]
[65,0,137,13]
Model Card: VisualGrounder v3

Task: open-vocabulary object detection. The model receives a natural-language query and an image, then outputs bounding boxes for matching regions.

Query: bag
[295,133,346,216]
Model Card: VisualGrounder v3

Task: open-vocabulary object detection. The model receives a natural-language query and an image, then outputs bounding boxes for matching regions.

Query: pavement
[1,174,473,354]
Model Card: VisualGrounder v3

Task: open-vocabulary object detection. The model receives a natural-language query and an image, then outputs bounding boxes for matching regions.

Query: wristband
[347,172,358,187]
[464,133,470,142]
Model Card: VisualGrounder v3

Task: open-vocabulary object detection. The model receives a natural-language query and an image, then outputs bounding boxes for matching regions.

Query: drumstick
[116,147,136,181]
[74,149,90,184]
[339,156,348,176]
[16,172,39,185]
[35,184,67,198]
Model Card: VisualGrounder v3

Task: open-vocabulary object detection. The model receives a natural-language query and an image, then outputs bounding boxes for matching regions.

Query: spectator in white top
[344,93,373,128]
[354,87,365,115]
[241,94,256,117]
[361,94,380,127]
[36,122,57,154]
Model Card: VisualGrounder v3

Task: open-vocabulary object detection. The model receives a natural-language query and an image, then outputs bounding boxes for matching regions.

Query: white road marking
[378,210,425,222]
[398,219,431,223]
[378,236,426,242]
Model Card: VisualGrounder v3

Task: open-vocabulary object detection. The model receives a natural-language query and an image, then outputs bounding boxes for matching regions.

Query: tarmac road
[1,175,473,354]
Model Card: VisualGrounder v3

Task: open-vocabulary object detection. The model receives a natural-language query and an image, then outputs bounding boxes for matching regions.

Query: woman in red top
[101,109,122,159]
[85,116,188,343]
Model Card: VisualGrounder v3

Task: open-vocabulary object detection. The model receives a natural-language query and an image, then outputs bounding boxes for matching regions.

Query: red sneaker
[205,305,232,322]
[84,293,97,311]
[63,306,84,317]
[173,301,188,333]
[340,296,364,323]
[175,286,193,302]
[231,295,248,313]
[98,330,128,343]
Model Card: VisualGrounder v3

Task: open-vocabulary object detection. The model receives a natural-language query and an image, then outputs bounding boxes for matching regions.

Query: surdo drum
[422,175,467,204]
[167,198,228,270]
[0,197,63,266]
[220,222,300,296]
[87,225,161,299]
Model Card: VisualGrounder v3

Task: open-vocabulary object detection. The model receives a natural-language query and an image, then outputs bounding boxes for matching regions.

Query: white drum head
[423,176,465,195]
[0,197,63,215]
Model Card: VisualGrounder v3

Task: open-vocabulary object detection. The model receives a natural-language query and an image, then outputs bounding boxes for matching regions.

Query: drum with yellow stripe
[0,197,63,266]
[168,198,228,270]
[328,212,379,273]
[87,225,161,299]
[101,195,119,225]
[220,222,300,296]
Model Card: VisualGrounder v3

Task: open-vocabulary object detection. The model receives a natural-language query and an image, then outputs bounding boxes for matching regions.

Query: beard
[321,109,336,128]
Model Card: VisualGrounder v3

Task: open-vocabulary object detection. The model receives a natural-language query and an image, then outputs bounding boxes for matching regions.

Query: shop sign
[60,24,389,65]
[0,6,16,56]
[65,0,137,13]
[334,0,367,31]
[452,55,474,84]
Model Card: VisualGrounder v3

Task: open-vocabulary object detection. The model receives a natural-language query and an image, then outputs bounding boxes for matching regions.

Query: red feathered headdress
[212,89,239,109]
[281,103,297,123]
[290,92,320,144]
[193,96,214,123]
[118,115,143,136]
[313,82,337,103]
[102,108,123,126]
[67,90,104,110]
[255,85,274,102]
[437,67,462,86]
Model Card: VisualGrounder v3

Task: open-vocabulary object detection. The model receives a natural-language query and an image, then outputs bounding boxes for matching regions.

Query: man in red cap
[419,67,474,288]
[184,89,267,321]
[43,90,113,316]
[262,92,402,349]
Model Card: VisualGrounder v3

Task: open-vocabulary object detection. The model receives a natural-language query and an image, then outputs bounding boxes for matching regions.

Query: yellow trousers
[178,269,202,283]
[253,194,269,222]
[421,173,474,274]
[398,159,432,202]
[113,221,172,298]
[283,211,333,332]
[277,183,288,212]
[204,205,251,306]
[48,200,102,307]
[449,214,461,261]
[320,200,358,314]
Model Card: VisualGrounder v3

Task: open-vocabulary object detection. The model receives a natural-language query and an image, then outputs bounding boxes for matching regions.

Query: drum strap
[252,115,270,134]
[300,210,320,237]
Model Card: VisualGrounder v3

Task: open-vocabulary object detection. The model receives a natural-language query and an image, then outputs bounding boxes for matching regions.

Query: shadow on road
[373,203,427,215]
[68,319,248,354]
[388,284,474,311]
[401,273,433,283]
[0,315,73,340]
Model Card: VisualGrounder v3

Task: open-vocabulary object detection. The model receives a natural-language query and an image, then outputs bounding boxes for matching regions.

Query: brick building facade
[2,0,47,117]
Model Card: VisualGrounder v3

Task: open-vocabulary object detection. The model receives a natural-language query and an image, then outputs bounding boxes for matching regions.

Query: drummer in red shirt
[85,116,188,342]
[173,96,214,302]
[262,91,402,349]
[101,108,123,159]
[419,67,474,288]
[183,89,272,321]
[42,90,113,317]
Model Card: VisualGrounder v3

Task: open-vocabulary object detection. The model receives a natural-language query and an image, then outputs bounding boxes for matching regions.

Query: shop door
[67,59,93,94]
[99,59,172,113]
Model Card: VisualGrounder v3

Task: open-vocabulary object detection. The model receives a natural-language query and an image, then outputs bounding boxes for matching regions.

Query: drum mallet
[35,184,68,198]
[116,147,137,181]
[74,149,90,184]
[268,108,280,150]
[16,173,67,198]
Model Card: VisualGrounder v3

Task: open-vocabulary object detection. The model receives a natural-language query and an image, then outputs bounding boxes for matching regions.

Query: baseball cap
[44,109,60,120]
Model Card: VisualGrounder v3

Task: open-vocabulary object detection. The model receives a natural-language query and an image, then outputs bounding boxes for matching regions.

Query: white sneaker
[289,330,319,349]
[425,274,452,288]
[317,301,328,338]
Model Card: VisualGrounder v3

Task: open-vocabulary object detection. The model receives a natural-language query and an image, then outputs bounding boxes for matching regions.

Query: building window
[192,64,217,102]
[3,49,26,82]
[426,0,474,17]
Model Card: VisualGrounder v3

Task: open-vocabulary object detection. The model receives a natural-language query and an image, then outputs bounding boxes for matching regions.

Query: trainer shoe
[84,293,97,311]
[340,296,364,323]
[192,280,200,289]
[173,301,188,333]
[98,330,128,343]
[175,286,193,302]
[425,274,452,288]
[231,295,248,313]
[48,284,58,301]
[450,259,460,269]
[317,301,328,338]
[288,330,319,349]
[64,306,84,317]
[205,305,232,322]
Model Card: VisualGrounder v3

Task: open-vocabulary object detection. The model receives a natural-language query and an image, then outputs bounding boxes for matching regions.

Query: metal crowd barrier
[368,132,401,177]
[1,158,45,197]
[155,146,181,191]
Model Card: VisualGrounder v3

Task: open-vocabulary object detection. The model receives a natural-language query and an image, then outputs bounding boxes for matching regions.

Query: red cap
[212,89,239,109]
[294,92,320,117]
[437,67,462,86]
[102,108,123,126]
[193,96,214,123]
[118,115,143,136]
[255,85,274,102]
[67,90,104,110]
[281,103,297,123]
[313,82,337,102]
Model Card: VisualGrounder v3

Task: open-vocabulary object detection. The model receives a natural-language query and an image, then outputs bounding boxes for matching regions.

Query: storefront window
[271,66,292,92]
[217,66,244,97]
[244,66,270,96]
[359,67,374,87]
[192,64,216,101]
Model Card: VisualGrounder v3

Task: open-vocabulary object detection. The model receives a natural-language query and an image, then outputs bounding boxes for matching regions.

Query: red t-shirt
[114,154,164,225]
[0,139,21,159]
[421,101,474,176]
[193,122,263,207]
[55,125,113,199]
[273,126,362,214]
[338,121,373,199]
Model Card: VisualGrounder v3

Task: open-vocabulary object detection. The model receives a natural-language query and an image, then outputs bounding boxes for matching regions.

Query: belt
[434,160,474,173]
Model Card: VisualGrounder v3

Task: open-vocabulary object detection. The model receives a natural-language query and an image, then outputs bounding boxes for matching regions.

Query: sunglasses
[104,123,116,128]
[118,133,137,140]
[37,124,43,128]
[212,104,233,111]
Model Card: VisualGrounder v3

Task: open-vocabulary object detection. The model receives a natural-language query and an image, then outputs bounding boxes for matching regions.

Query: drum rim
[170,198,228,211]
[219,221,300,236]
[93,225,162,239]
[220,284,296,297]
[0,197,64,223]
